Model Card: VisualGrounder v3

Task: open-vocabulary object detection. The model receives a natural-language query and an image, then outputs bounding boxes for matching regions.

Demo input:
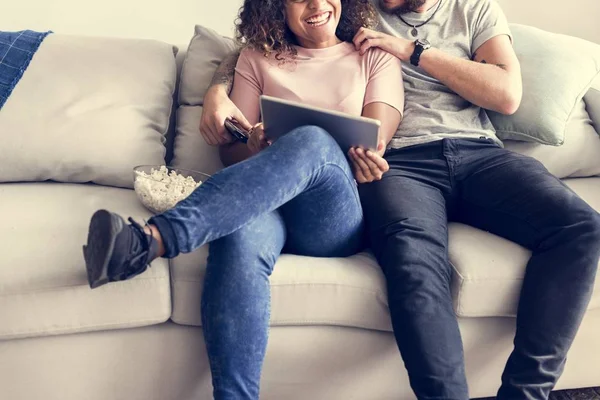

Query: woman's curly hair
[235,0,377,61]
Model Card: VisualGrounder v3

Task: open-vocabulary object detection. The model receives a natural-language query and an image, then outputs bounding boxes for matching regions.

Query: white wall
[2,0,599,46]
[497,0,600,44]
[2,0,241,46]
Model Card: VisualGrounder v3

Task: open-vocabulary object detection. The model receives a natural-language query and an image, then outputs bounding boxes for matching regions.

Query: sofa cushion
[0,183,171,340]
[171,248,392,331]
[0,34,177,189]
[171,106,224,175]
[584,75,600,133]
[178,25,236,107]
[488,24,600,146]
[450,177,600,317]
[170,180,600,327]
[172,25,236,172]
[503,97,600,179]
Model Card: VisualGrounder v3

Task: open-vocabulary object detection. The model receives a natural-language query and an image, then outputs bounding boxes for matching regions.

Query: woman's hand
[348,140,389,184]
[247,123,271,154]
[200,86,253,146]
[352,27,414,61]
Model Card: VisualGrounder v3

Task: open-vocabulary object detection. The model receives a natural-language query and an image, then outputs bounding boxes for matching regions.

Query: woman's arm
[219,50,263,167]
[200,50,254,146]
[348,49,404,183]
[362,102,402,156]
[348,102,401,183]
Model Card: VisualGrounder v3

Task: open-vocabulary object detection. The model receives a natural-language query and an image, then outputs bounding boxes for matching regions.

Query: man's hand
[247,123,271,154]
[353,27,414,61]
[200,86,253,146]
[348,140,389,184]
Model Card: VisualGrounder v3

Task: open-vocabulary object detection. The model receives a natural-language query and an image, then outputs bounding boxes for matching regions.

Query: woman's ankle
[144,224,166,258]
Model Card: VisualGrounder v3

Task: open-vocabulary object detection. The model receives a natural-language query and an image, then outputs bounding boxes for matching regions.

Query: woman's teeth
[306,12,331,27]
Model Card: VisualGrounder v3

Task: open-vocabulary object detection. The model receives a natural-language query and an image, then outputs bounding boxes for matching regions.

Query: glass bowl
[133,165,210,214]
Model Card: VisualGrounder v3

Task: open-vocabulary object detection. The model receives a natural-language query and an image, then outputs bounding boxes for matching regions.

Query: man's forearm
[418,48,522,115]
[209,49,241,95]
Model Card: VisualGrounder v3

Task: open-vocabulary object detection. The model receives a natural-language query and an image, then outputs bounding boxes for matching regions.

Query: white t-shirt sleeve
[471,0,512,54]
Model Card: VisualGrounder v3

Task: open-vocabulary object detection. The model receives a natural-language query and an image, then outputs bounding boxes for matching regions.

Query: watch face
[417,39,431,48]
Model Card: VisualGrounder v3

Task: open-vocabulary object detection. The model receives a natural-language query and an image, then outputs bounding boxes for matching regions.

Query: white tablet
[259,95,380,152]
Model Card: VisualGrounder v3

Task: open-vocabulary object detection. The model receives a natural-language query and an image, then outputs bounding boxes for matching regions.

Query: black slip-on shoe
[83,209,159,289]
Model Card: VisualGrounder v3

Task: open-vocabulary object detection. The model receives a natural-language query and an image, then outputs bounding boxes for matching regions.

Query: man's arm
[200,49,252,146]
[354,29,522,115]
[418,35,522,115]
[209,49,241,95]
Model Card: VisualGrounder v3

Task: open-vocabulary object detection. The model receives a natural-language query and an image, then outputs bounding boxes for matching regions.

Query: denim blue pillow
[488,24,600,146]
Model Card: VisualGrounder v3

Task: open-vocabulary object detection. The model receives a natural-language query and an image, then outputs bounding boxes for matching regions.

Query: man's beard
[380,0,427,15]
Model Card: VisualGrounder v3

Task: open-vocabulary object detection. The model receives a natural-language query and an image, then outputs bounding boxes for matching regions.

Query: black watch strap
[410,44,425,67]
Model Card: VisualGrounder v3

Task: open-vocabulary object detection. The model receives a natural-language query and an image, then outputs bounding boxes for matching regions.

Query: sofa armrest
[584,75,600,135]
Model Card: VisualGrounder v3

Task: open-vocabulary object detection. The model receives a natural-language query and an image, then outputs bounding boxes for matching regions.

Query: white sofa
[1,22,600,400]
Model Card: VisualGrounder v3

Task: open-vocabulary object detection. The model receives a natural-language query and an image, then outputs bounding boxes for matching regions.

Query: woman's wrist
[400,40,416,62]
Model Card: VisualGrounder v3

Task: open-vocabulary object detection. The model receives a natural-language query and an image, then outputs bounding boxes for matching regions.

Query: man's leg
[202,211,285,400]
[454,140,600,400]
[359,149,470,400]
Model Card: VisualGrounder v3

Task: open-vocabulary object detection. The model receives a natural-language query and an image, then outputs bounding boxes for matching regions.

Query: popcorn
[134,166,203,213]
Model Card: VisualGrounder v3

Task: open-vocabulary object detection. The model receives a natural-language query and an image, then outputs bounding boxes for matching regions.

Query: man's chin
[379,0,427,14]
[379,0,401,14]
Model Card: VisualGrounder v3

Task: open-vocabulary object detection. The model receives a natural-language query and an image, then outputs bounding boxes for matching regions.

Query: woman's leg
[202,211,285,400]
[83,126,359,287]
[151,125,358,257]
[203,153,364,399]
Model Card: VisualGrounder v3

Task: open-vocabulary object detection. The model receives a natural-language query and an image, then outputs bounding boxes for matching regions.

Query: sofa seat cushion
[170,179,600,330]
[171,248,391,331]
[0,183,171,340]
[450,177,600,317]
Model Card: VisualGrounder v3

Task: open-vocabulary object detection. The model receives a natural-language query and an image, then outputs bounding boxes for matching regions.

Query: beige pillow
[178,25,237,107]
[172,106,224,174]
[584,75,600,134]
[504,98,600,179]
[0,34,177,189]
[488,24,600,145]
[173,25,237,174]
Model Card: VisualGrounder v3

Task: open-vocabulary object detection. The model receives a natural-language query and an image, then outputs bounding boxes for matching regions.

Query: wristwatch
[410,38,431,67]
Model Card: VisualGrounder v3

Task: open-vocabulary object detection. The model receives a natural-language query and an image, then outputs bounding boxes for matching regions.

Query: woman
[82,0,404,398]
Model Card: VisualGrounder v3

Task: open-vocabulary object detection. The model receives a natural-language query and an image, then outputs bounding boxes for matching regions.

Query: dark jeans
[150,126,364,400]
[358,138,600,400]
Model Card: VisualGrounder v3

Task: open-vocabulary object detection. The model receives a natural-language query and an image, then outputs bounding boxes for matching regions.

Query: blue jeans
[150,126,364,399]
[359,138,600,400]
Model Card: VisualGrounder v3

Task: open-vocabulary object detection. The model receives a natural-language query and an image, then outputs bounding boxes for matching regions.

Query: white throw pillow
[0,34,177,188]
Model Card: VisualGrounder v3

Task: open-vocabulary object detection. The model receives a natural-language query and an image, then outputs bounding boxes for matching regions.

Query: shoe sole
[83,210,124,289]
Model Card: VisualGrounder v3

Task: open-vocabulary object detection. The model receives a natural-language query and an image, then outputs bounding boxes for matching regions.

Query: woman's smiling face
[284,0,342,49]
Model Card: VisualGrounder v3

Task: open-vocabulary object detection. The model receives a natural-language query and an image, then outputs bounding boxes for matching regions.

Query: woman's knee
[285,125,340,154]
[208,214,285,278]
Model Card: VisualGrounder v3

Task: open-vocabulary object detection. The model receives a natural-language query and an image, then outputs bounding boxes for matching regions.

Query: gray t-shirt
[371,0,512,149]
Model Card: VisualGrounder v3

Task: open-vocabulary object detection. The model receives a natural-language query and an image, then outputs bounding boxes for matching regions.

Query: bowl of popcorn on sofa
[133,165,209,214]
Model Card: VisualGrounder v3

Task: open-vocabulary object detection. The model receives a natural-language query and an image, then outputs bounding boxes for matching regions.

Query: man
[200,0,600,399]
